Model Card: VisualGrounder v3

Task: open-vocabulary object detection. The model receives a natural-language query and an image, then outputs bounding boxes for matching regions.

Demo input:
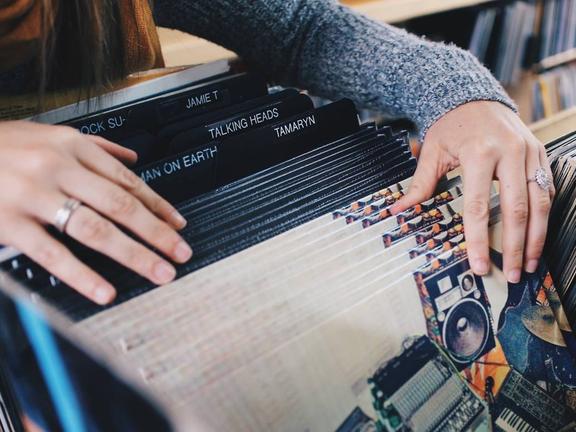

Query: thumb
[391,150,440,215]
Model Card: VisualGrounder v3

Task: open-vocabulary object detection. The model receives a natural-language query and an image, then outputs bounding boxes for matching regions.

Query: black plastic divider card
[180,125,379,210]
[181,161,416,272]
[182,135,404,233]
[185,144,412,245]
[158,89,299,142]
[180,139,411,243]
[134,99,362,204]
[63,74,268,164]
[166,91,314,152]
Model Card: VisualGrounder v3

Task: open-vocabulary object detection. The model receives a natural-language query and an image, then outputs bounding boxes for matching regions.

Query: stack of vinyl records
[468,0,536,86]
[532,64,576,121]
[1,64,576,431]
[546,131,576,330]
[539,0,576,61]
[469,0,576,86]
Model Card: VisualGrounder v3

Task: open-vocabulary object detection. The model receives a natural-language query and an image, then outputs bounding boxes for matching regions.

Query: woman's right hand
[0,121,193,305]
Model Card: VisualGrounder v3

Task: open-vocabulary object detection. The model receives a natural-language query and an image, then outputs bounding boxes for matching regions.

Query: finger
[64,206,178,286]
[85,134,138,165]
[58,167,192,264]
[496,141,529,283]
[524,141,552,273]
[391,147,440,214]
[18,190,182,285]
[7,217,116,305]
[72,142,187,230]
[460,156,496,276]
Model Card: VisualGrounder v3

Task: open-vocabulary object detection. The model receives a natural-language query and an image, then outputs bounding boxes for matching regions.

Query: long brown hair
[39,0,127,97]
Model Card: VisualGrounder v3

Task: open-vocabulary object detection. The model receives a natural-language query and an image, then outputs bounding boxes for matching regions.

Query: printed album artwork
[1,65,576,432]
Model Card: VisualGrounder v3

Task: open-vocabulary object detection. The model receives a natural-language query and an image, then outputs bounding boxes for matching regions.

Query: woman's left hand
[391,101,555,283]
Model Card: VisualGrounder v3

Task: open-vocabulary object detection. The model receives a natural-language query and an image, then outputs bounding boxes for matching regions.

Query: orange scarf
[0,0,164,74]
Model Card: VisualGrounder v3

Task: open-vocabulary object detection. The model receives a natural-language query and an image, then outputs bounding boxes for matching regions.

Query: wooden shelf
[342,0,494,23]
[530,107,576,143]
[537,48,576,72]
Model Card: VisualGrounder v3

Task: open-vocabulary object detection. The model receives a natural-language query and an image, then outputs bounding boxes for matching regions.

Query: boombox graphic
[421,258,496,370]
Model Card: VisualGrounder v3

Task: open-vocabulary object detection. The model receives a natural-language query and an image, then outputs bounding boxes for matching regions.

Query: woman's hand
[0,121,192,304]
[391,101,554,283]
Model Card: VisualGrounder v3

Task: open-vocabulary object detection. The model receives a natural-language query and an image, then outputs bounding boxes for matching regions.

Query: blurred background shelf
[531,106,576,143]
[342,0,495,23]
[538,48,576,72]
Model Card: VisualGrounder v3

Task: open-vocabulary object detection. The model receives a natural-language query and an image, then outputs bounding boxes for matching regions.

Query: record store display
[1,62,576,432]
[545,131,576,330]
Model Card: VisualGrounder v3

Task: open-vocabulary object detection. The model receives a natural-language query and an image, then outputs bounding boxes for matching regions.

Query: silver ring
[527,167,552,191]
[54,198,82,233]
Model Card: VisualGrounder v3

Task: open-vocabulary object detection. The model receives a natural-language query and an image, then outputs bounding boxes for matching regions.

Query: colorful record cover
[361,213,576,432]
[148,208,576,432]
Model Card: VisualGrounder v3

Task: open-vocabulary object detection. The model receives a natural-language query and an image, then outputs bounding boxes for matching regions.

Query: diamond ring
[527,167,553,191]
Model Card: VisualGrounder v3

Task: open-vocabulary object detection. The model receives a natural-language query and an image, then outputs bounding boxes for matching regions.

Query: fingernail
[171,211,187,229]
[473,258,489,275]
[507,269,521,284]
[94,285,115,305]
[174,241,193,262]
[525,259,539,273]
[153,262,176,284]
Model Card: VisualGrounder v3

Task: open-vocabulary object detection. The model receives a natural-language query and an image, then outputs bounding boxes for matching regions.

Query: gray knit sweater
[1,0,516,141]
[153,0,516,141]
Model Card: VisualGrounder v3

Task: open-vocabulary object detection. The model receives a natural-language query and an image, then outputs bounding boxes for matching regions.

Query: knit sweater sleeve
[153,0,516,141]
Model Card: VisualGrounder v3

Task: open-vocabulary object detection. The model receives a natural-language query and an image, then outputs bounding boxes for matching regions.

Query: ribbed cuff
[412,47,517,143]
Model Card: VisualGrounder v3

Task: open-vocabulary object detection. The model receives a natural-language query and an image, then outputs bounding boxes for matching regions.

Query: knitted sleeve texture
[153,0,516,141]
